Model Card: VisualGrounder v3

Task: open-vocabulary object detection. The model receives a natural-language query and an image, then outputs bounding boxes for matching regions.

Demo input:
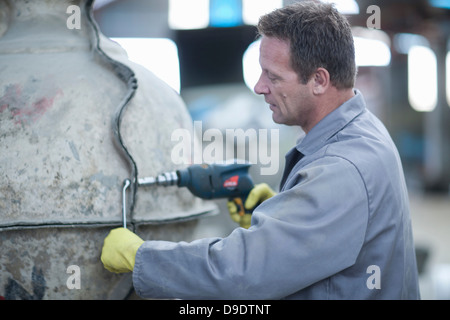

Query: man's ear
[312,68,330,95]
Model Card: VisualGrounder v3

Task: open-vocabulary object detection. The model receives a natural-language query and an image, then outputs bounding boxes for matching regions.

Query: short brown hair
[257,1,357,89]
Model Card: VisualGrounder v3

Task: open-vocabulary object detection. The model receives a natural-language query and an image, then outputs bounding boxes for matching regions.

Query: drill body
[138,162,255,214]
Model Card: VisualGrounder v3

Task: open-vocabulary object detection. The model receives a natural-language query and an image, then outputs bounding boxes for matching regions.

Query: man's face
[254,36,314,128]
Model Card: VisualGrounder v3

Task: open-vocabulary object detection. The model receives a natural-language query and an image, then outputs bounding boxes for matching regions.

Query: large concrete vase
[0,0,216,299]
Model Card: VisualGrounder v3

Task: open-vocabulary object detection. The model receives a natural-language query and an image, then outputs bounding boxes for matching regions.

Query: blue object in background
[210,0,242,27]
[429,0,450,9]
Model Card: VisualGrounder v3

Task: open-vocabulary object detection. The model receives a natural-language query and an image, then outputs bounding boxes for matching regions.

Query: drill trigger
[232,197,246,217]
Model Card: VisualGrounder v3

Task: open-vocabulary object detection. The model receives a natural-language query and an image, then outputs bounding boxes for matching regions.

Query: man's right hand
[227,183,276,229]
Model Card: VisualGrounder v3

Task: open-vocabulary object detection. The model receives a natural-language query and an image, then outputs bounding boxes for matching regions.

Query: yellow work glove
[101,227,144,273]
[228,183,276,229]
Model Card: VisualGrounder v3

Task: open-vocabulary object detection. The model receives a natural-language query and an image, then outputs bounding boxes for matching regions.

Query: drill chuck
[138,171,178,187]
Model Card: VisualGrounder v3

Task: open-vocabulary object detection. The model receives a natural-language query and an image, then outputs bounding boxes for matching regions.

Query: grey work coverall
[132,90,421,300]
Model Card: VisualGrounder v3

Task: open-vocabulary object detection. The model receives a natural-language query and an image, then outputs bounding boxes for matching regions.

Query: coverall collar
[296,89,366,156]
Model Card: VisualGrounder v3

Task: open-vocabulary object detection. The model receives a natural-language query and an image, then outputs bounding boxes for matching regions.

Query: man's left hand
[101,227,144,273]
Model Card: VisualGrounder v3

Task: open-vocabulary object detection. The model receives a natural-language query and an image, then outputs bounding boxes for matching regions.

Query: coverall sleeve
[132,156,369,299]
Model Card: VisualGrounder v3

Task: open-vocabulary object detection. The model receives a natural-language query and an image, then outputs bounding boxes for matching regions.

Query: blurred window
[169,0,209,30]
[446,50,450,107]
[321,0,359,14]
[242,0,283,25]
[408,45,437,112]
[111,38,181,93]
[354,36,391,67]
[242,39,261,92]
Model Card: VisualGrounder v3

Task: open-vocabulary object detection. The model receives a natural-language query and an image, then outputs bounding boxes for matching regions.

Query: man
[101,1,420,299]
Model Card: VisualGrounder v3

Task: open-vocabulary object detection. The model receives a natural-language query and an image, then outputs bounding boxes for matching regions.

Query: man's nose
[254,74,269,95]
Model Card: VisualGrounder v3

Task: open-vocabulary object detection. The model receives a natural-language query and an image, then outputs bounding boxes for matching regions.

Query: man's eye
[264,70,278,83]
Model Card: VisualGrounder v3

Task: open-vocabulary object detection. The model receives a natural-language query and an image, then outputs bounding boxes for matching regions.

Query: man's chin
[272,114,298,127]
[271,112,285,125]
[271,113,280,124]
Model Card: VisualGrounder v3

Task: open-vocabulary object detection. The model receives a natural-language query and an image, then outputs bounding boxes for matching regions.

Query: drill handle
[230,195,257,216]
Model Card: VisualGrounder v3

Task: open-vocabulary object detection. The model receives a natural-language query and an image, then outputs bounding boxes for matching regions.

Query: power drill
[138,162,255,216]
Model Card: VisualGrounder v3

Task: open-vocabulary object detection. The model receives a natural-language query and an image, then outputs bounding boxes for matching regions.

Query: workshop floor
[410,192,450,299]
